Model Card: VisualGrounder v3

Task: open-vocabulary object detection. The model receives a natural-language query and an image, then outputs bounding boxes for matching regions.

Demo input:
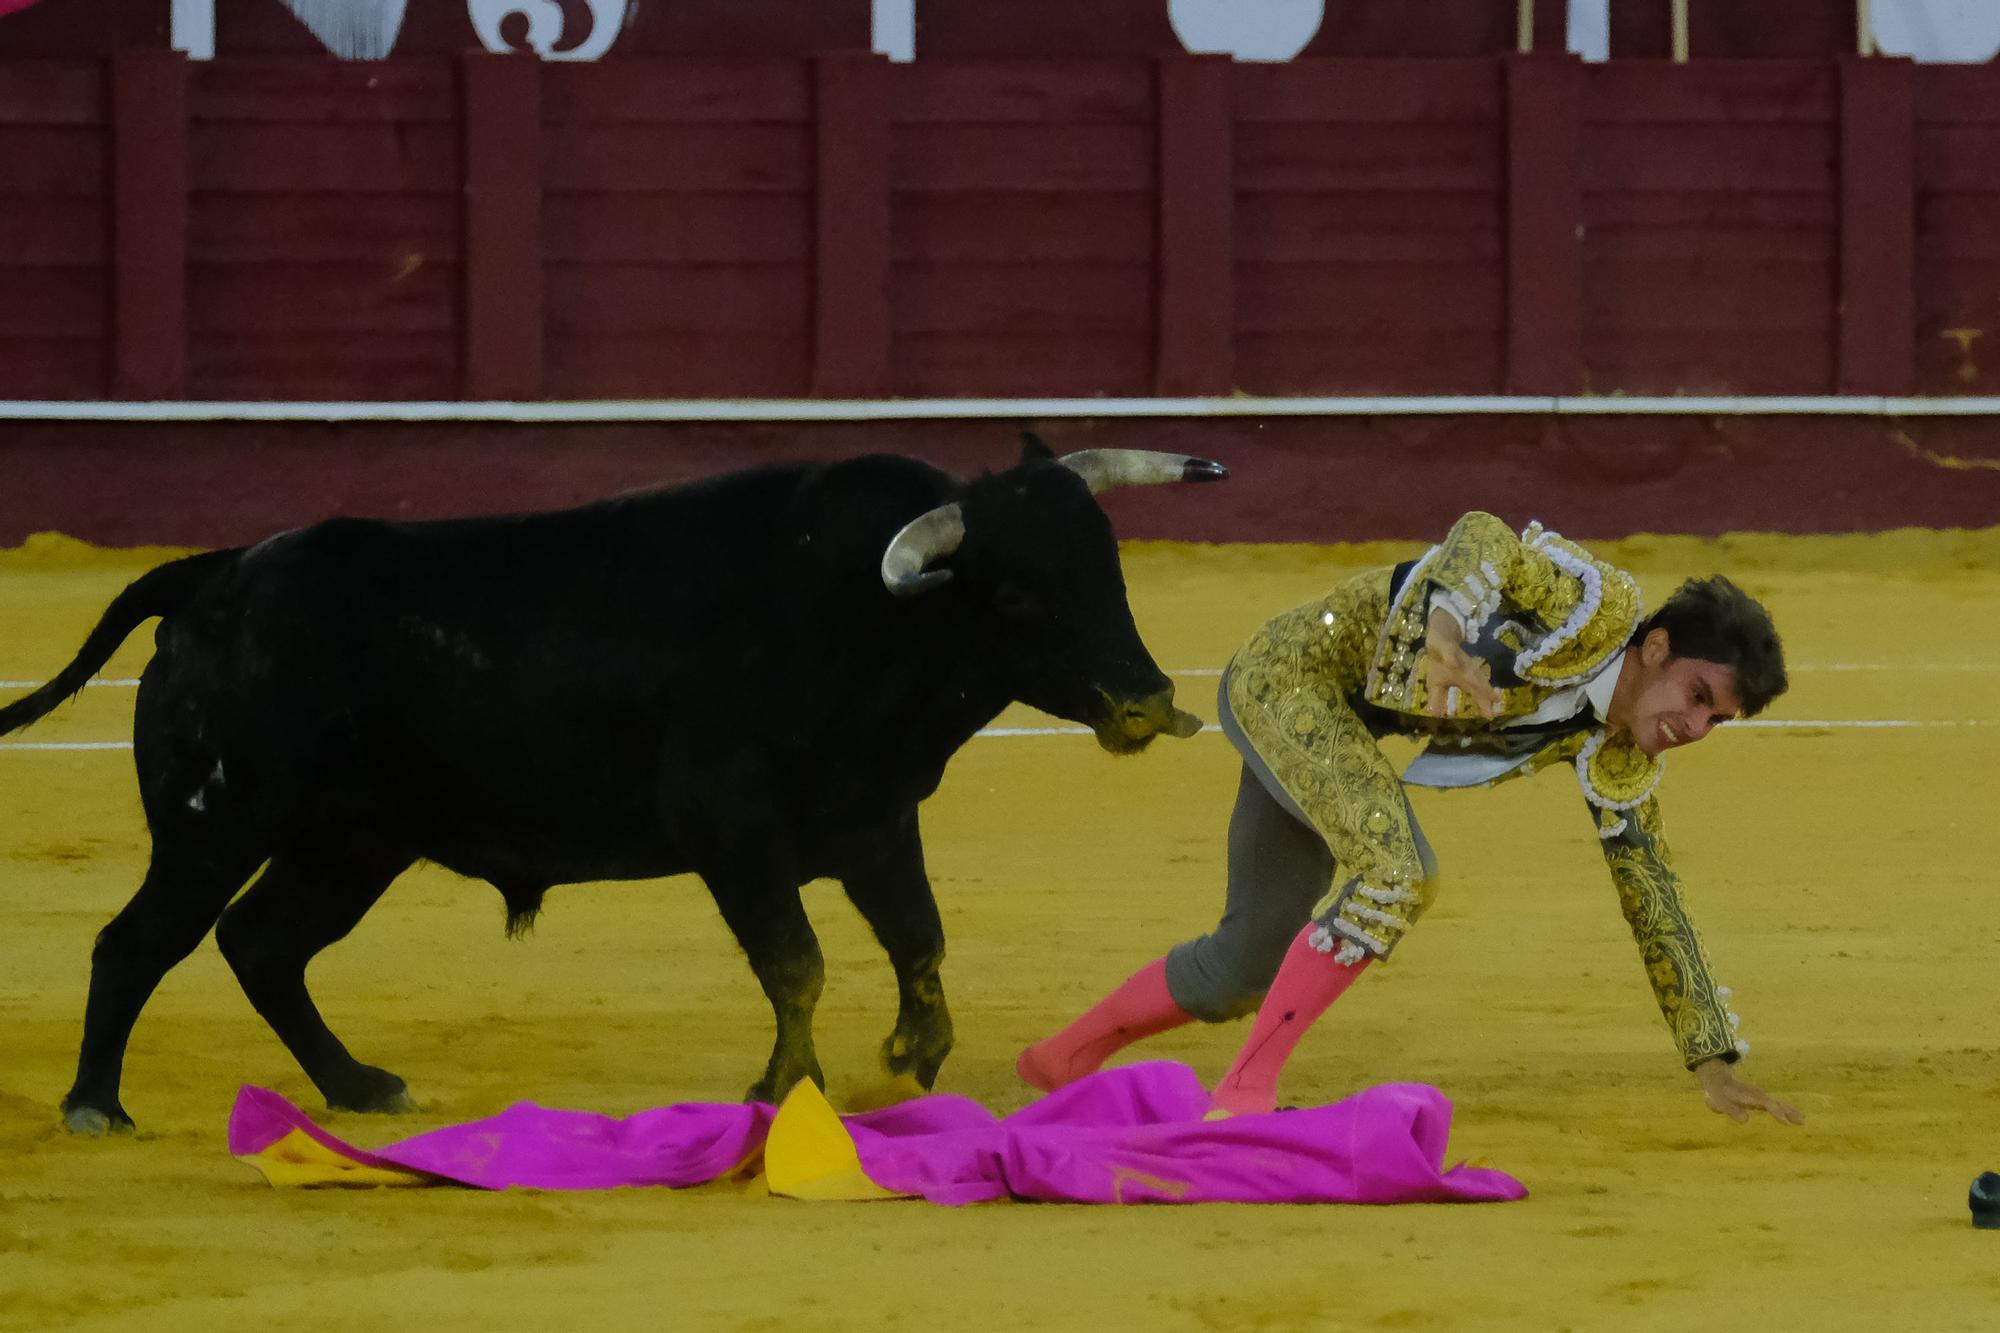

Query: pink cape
[227,1061,1525,1205]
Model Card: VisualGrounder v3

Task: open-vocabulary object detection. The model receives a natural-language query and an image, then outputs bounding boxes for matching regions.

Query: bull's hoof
[325,1066,416,1115]
[880,1032,949,1091]
[62,1104,135,1136]
[746,1066,824,1107]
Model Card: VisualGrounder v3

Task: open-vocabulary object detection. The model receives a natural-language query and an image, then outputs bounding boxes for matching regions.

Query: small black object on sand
[1970,1172,2000,1229]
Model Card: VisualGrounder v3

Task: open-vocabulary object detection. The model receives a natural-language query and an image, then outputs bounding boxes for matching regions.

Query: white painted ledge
[2,396,1999,423]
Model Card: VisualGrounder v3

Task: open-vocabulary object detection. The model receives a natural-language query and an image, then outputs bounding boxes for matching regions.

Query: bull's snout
[1095,683,1204,754]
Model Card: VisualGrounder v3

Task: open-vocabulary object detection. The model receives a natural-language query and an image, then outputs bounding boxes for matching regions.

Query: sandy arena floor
[2,528,1998,1331]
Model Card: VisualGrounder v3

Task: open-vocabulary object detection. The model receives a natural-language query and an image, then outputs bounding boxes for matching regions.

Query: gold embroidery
[1601,797,1736,1067]
[1578,731,1664,810]
[1225,570,1433,935]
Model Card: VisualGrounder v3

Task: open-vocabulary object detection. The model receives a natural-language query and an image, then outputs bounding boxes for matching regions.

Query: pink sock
[1017,957,1192,1092]
[1209,925,1371,1117]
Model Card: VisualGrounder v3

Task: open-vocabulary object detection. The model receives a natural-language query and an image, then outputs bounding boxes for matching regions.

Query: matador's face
[1606,628,1744,758]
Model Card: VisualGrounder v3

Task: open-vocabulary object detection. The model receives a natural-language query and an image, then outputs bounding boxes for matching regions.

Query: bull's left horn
[880,503,966,597]
[1058,449,1229,495]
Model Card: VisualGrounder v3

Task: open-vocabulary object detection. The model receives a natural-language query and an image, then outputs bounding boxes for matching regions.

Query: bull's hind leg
[839,823,953,1091]
[62,837,264,1135]
[215,832,416,1113]
[708,880,825,1104]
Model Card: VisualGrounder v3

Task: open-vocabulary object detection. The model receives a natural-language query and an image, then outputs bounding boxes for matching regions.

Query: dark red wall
[3,415,1995,547]
[7,51,1997,404]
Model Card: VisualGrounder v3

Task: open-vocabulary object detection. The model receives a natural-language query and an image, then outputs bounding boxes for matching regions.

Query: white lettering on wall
[468,0,636,60]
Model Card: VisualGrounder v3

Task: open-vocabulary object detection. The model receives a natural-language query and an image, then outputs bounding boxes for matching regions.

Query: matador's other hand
[1694,1059,1804,1126]
[1423,607,1501,718]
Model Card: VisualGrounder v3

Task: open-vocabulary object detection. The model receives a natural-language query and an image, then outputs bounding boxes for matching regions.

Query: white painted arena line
[12,664,1988,690]
[9,720,1988,750]
[1,675,1989,750]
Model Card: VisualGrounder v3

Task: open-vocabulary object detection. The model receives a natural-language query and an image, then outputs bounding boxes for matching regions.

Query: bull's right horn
[880,503,966,597]
[1058,449,1229,495]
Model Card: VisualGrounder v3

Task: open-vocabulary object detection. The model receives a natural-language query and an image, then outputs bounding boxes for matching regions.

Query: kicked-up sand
[1,528,1998,1332]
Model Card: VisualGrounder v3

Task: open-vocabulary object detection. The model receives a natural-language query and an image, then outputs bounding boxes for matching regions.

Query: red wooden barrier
[6,48,2000,402]
[1839,55,1915,394]
[462,54,542,400]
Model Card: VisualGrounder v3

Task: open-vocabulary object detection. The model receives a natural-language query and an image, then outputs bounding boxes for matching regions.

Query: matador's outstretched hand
[1695,1059,1805,1126]
[1423,607,1502,718]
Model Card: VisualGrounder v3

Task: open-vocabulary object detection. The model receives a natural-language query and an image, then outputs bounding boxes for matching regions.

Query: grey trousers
[1163,684,1437,1023]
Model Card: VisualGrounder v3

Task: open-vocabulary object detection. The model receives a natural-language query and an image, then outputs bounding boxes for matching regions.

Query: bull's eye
[994,582,1041,619]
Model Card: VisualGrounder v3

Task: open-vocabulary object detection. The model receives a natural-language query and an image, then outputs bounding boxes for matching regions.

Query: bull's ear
[1019,432,1055,463]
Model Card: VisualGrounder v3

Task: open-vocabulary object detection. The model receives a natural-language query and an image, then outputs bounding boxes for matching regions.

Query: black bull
[0,439,1224,1134]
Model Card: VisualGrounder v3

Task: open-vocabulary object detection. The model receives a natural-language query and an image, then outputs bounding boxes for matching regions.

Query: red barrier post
[110,49,188,400]
[1838,53,1915,395]
[812,52,891,398]
[1155,54,1234,396]
[1505,52,1583,394]
[461,53,544,401]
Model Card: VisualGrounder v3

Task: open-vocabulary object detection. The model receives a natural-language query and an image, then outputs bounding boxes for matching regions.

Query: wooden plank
[1236,330,1505,393]
[545,264,811,333]
[1235,262,1503,332]
[189,263,459,333]
[812,52,891,395]
[1236,123,1503,192]
[1585,192,1837,227]
[0,128,109,195]
[890,264,1153,333]
[1913,285,2000,393]
[1914,65,2000,126]
[1584,333,1833,393]
[892,194,1154,263]
[542,62,812,125]
[890,332,1152,395]
[1584,125,1837,192]
[545,333,810,397]
[188,333,458,400]
[1918,196,2000,259]
[1916,126,2000,191]
[462,54,544,401]
[0,61,104,126]
[1154,55,1232,395]
[1506,53,1583,394]
[545,193,810,263]
[0,266,107,337]
[1236,192,1501,263]
[190,124,460,193]
[0,337,106,398]
[1587,228,1837,263]
[1839,55,1915,395]
[0,198,108,265]
[892,61,1155,124]
[1583,269,1834,332]
[189,195,460,264]
[892,125,1154,191]
[1233,60,1503,123]
[1584,62,1836,123]
[189,61,457,124]
[543,124,812,192]
[111,49,187,400]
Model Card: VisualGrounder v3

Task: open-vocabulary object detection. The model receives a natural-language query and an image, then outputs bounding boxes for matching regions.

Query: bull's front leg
[708,878,826,1105]
[840,819,954,1091]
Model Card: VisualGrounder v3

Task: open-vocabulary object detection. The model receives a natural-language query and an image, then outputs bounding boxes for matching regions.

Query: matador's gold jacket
[1224,511,1747,1070]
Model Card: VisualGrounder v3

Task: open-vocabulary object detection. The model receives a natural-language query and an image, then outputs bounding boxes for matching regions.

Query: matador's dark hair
[1631,575,1788,718]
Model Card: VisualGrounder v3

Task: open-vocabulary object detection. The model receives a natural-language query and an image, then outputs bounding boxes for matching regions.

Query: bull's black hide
[0,437,1222,1135]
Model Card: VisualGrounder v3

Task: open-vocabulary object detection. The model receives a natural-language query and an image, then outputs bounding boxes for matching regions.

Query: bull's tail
[0,547,241,737]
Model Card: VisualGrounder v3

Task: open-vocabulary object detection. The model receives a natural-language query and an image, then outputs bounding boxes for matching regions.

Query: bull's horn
[880,503,966,597]
[1058,449,1229,495]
